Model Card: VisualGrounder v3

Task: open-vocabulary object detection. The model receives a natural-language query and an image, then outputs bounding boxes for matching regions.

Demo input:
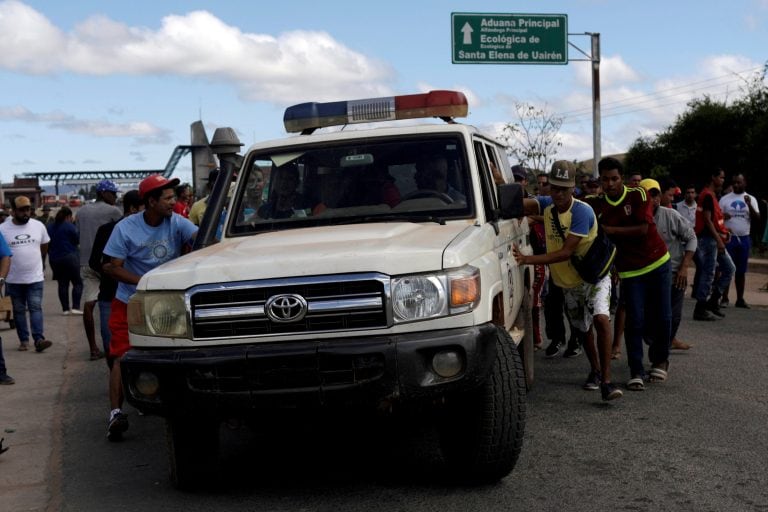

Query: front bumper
[121,323,498,417]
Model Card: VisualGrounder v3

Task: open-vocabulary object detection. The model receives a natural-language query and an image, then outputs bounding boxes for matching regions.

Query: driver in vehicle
[414,154,466,203]
[257,165,305,219]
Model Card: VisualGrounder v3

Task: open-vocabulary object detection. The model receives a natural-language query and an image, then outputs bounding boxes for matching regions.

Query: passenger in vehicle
[414,154,466,203]
[312,167,352,215]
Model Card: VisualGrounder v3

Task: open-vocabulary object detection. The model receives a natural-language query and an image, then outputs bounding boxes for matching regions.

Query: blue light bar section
[284,101,346,133]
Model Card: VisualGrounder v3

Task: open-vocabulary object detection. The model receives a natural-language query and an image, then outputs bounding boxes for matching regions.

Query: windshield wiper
[357,214,446,225]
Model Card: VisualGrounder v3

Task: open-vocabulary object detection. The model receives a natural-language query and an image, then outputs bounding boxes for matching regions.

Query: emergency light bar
[283,90,468,134]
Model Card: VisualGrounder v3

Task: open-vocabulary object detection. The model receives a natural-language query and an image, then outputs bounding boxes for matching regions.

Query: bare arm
[0,255,9,279]
[103,257,141,285]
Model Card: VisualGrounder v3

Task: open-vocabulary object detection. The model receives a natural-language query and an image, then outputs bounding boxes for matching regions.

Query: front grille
[186,351,386,393]
[190,274,389,339]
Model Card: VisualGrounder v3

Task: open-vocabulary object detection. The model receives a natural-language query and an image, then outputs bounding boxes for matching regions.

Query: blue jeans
[622,261,672,376]
[670,284,684,340]
[693,235,735,301]
[98,299,112,356]
[6,281,45,343]
[0,336,7,377]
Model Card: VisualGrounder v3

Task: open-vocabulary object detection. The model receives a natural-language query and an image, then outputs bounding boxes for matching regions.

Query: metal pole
[591,33,601,177]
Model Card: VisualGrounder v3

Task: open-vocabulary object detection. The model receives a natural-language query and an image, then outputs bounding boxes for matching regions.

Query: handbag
[551,207,616,284]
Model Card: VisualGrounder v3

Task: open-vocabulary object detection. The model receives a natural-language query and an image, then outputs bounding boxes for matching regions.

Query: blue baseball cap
[96,179,119,193]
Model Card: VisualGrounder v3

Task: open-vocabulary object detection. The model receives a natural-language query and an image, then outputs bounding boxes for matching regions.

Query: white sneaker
[62,310,71,316]
[70,309,83,315]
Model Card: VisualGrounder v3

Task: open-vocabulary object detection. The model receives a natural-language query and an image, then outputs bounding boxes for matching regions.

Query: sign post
[452,12,601,176]
[451,13,568,65]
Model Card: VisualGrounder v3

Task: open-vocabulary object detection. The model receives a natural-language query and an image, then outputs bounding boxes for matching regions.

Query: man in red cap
[102,175,197,441]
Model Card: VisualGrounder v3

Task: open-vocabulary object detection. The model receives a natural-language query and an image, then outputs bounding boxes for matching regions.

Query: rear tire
[438,325,527,483]
[166,415,220,490]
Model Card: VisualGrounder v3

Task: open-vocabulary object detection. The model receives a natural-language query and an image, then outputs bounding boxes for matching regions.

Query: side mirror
[497,183,524,219]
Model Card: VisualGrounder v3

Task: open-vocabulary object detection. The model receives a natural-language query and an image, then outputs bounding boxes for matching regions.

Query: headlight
[392,275,447,322]
[392,266,480,323]
[128,292,189,338]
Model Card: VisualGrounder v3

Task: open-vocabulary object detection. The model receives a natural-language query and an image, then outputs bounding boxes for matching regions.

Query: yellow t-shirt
[542,197,598,289]
[188,196,208,226]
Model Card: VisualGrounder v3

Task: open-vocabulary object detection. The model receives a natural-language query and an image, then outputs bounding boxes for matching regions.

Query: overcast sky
[1,0,767,185]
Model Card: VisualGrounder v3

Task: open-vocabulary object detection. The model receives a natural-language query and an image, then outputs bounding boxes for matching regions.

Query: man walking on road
[591,158,672,391]
[719,173,760,309]
[103,175,197,441]
[641,178,696,351]
[692,168,735,320]
[76,180,122,360]
[517,164,623,401]
[0,197,52,353]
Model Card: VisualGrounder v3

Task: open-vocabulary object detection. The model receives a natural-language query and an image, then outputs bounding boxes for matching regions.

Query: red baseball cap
[139,174,180,199]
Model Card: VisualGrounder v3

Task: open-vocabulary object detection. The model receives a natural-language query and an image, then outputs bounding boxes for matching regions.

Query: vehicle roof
[245,122,503,154]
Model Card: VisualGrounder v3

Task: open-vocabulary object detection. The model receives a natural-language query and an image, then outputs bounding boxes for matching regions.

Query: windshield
[228,136,473,235]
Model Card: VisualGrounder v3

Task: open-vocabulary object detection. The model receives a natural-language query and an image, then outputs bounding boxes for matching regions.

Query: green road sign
[452,13,568,65]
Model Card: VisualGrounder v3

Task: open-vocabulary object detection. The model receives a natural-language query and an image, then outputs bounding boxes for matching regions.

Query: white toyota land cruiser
[120,90,533,488]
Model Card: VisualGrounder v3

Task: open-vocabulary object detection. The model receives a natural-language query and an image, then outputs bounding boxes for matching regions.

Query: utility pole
[569,32,601,177]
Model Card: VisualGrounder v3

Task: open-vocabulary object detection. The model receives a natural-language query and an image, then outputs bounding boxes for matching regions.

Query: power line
[556,65,763,121]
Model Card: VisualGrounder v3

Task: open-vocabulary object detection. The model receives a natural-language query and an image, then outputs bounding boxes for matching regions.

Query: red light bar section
[394,90,468,120]
[283,90,469,133]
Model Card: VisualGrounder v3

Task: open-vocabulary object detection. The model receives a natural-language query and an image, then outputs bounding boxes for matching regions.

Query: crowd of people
[0,158,764,427]
[0,175,198,443]
[514,158,765,402]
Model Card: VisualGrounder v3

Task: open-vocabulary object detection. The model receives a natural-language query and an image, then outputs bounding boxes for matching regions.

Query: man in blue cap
[75,180,122,361]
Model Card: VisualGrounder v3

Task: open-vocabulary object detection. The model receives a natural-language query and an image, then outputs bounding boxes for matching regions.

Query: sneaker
[17,343,29,351]
[62,310,71,316]
[107,412,129,442]
[0,374,15,385]
[582,370,601,391]
[34,339,52,353]
[719,299,729,308]
[735,299,750,309]
[563,345,582,358]
[70,309,84,315]
[601,382,623,401]
[544,339,563,358]
[693,303,716,321]
[706,300,725,318]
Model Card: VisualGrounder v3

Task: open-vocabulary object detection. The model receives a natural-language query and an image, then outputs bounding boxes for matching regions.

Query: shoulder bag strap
[550,207,567,241]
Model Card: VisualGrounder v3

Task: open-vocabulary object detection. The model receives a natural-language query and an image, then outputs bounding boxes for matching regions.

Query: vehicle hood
[140,222,476,290]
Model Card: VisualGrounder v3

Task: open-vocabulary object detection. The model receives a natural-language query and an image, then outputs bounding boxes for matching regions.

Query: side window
[486,144,512,185]
[473,141,498,220]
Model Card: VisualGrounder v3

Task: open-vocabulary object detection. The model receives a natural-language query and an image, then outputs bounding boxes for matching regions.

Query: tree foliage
[498,103,563,173]
[625,63,768,197]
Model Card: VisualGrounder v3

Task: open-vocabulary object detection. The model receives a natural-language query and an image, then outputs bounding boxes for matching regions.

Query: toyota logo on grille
[265,294,308,323]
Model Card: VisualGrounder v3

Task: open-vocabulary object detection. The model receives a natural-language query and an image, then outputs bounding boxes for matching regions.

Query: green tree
[625,64,768,197]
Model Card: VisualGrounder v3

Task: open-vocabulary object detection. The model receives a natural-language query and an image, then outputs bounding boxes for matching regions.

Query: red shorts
[108,298,131,359]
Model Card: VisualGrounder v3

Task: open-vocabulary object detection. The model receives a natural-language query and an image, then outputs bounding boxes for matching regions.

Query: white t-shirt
[0,219,51,284]
[719,191,758,236]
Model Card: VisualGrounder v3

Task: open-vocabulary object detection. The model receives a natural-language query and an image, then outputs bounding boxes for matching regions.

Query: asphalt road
[56,298,768,512]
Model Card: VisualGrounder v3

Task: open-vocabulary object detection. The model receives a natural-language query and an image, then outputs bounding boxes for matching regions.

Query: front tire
[166,415,220,490]
[438,325,527,483]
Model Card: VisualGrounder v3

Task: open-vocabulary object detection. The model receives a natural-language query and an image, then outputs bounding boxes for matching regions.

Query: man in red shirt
[591,157,671,391]
[692,168,734,320]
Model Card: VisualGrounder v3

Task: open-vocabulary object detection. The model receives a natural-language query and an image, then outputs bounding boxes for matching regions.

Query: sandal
[89,351,104,361]
[627,375,646,391]
[650,361,669,383]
